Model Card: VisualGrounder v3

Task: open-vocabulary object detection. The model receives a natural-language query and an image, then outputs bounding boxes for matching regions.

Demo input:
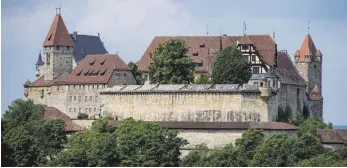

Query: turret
[35,52,44,78]
[294,34,322,93]
[42,12,74,81]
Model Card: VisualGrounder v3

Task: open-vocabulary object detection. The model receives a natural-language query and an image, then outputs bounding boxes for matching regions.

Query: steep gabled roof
[238,34,253,45]
[43,14,74,47]
[318,129,347,144]
[23,80,31,87]
[70,33,107,62]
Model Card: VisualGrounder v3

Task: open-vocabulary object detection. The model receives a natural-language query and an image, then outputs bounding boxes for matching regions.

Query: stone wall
[306,100,323,117]
[71,119,95,129]
[66,84,106,118]
[43,46,73,81]
[276,83,306,118]
[176,129,298,157]
[101,85,275,122]
[27,85,68,115]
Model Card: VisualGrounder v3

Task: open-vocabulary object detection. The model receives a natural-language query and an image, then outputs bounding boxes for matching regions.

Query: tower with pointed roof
[43,12,74,81]
[294,34,323,117]
[35,52,44,78]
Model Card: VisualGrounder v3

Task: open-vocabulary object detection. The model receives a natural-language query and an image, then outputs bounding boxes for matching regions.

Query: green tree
[293,133,326,162]
[277,106,292,123]
[77,113,89,119]
[235,128,264,163]
[212,46,252,84]
[297,147,347,167]
[128,61,143,84]
[251,133,298,167]
[206,144,248,167]
[180,144,210,167]
[298,117,332,136]
[2,99,67,166]
[1,134,14,166]
[49,118,119,167]
[116,118,188,167]
[149,38,196,84]
[195,74,212,84]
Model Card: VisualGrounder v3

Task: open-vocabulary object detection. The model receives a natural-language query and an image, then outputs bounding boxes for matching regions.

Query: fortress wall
[101,85,274,122]
[27,85,68,115]
[276,83,306,117]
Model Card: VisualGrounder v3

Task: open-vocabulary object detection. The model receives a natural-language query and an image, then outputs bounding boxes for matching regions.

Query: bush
[77,113,89,119]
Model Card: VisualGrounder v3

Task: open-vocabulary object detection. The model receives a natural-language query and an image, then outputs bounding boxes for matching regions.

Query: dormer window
[241,45,248,50]
[100,58,106,65]
[199,42,205,48]
[100,69,107,76]
[89,58,96,65]
[77,69,83,76]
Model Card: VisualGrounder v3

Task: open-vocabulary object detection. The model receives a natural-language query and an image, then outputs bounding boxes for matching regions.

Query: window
[241,45,248,50]
[67,46,70,50]
[92,85,94,89]
[85,108,88,112]
[74,108,76,113]
[79,108,81,113]
[95,96,98,102]
[254,82,258,86]
[41,90,44,98]
[314,65,317,68]
[69,96,72,102]
[144,75,148,81]
[94,108,96,113]
[252,67,260,74]
[97,85,99,89]
[78,96,81,102]
[69,108,72,112]
[46,53,50,65]
[252,55,256,62]
[85,96,88,102]
[83,85,85,89]
[273,81,276,87]
[260,82,264,87]
[90,96,92,101]
[89,108,91,113]
[74,96,76,101]
[267,81,271,87]
[56,46,60,50]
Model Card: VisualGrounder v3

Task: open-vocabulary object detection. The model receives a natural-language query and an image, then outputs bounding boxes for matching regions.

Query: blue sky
[2,0,347,125]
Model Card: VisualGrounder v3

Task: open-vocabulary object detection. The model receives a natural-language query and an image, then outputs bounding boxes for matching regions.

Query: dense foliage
[149,38,196,84]
[77,113,89,119]
[277,105,292,123]
[195,74,212,84]
[1,99,67,167]
[48,118,119,167]
[212,46,252,84]
[128,61,143,84]
[116,118,188,167]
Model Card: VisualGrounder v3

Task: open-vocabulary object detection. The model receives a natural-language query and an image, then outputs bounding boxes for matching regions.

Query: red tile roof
[28,54,130,86]
[43,14,74,47]
[318,129,347,144]
[44,107,84,132]
[239,34,253,45]
[295,34,319,62]
[108,120,298,130]
[138,35,305,85]
[65,54,130,84]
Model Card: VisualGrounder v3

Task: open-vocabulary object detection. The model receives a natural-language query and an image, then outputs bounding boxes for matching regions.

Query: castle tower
[294,34,322,93]
[294,34,323,117]
[42,12,74,81]
[35,52,44,78]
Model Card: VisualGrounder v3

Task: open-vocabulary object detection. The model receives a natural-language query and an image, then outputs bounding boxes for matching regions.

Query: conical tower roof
[296,34,318,62]
[43,13,74,47]
[36,53,44,65]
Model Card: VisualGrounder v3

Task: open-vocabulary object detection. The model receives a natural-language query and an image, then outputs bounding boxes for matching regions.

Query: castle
[23,12,323,123]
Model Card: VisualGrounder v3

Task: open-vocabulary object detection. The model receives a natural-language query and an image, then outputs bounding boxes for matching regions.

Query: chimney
[98,33,100,37]
[73,31,78,41]
[223,34,227,36]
